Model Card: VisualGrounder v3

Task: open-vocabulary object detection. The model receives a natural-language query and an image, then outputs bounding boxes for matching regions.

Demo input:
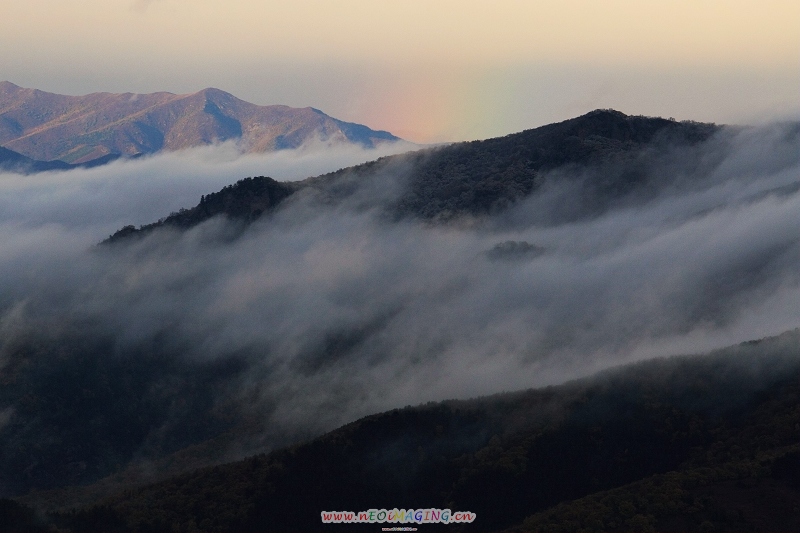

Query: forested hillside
[23,330,798,532]
[105,110,721,242]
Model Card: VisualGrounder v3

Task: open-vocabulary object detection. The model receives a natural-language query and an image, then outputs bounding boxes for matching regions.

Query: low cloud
[0,140,414,237]
[1,124,799,473]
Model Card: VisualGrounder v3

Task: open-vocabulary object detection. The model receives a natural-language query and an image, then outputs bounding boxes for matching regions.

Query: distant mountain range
[0,145,124,174]
[0,81,402,164]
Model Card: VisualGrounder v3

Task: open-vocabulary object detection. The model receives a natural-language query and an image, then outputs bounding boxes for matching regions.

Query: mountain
[5,109,798,533]
[0,82,402,164]
[0,145,124,174]
[15,330,800,532]
[0,145,73,173]
[104,109,721,243]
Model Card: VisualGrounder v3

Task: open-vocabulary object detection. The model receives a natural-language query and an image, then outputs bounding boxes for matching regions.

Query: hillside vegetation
[18,330,797,532]
[105,109,720,242]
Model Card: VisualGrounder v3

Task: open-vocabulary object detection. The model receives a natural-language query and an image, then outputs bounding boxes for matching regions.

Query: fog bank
[1,124,799,471]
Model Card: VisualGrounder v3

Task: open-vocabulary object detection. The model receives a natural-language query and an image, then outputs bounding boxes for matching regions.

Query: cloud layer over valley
[1,124,799,497]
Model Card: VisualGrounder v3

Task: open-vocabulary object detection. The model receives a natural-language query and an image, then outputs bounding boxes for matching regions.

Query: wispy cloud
[1,124,799,475]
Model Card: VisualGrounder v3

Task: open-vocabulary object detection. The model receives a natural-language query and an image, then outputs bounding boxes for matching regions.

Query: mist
[0,140,416,233]
[1,123,799,488]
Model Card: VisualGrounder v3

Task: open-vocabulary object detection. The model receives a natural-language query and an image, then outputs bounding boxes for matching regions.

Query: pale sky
[1,0,798,142]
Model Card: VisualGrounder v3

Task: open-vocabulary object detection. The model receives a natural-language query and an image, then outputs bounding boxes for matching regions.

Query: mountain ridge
[0,81,403,163]
[4,107,800,533]
[0,144,125,174]
[16,329,800,532]
[103,109,721,244]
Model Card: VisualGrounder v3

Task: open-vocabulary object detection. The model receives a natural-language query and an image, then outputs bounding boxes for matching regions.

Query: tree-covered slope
[390,109,717,220]
[45,330,800,532]
[104,176,298,244]
[105,109,721,243]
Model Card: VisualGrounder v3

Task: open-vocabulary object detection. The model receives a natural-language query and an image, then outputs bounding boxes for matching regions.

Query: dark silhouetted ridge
[391,109,719,220]
[50,330,800,532]
[103,176,298,244]
[104,110,721,244]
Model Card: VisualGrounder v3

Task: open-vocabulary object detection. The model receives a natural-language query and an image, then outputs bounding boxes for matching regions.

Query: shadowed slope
[0,145,124,173]
[104,109,721,243]
[50,330,800,532]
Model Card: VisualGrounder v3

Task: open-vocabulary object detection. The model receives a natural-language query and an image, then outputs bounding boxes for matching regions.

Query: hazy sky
[2,0,798,142]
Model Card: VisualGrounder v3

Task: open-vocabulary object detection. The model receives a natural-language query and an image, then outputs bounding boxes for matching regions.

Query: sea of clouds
[1,124,799,463]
